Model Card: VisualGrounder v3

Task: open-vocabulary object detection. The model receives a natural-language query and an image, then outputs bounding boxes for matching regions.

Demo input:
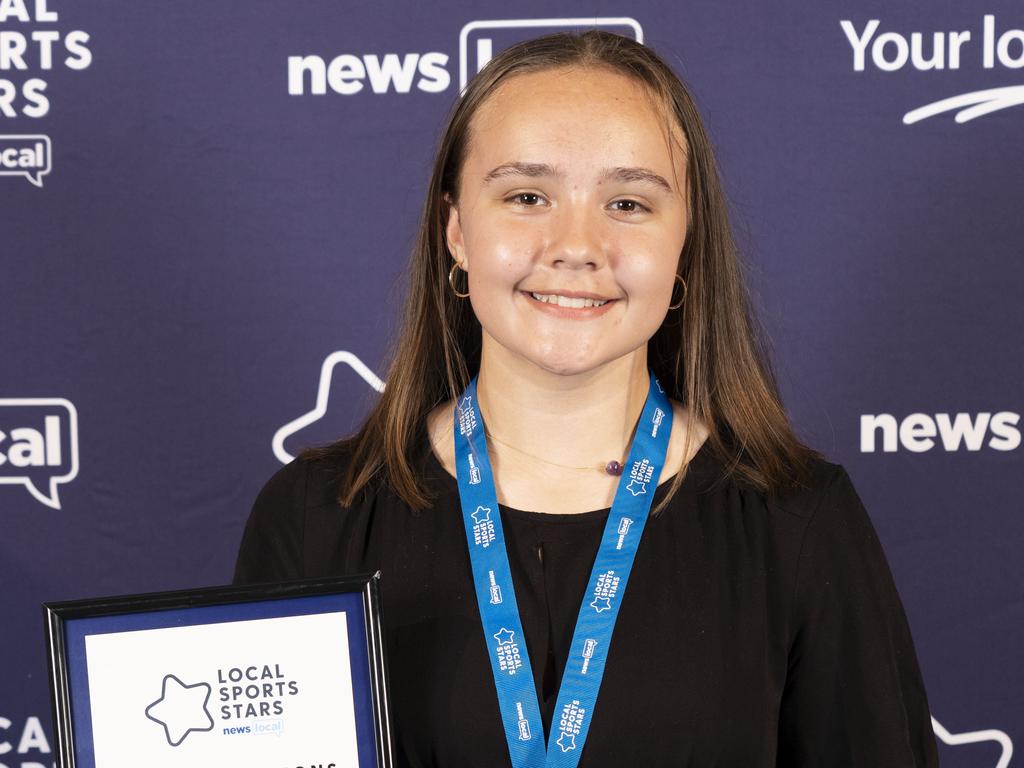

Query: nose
[544,200,606,270]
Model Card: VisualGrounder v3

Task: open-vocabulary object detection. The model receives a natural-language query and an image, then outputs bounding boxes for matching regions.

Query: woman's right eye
[506,192,545,207]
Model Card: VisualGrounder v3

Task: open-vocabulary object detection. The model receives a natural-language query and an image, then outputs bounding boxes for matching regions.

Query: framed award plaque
[43,573,393,768]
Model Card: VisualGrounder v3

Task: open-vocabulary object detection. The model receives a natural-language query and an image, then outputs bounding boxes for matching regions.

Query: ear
[444,195,468,269]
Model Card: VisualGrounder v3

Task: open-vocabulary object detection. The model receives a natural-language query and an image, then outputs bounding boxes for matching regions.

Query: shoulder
[800,462,880,546]
[672,399,838,512]
[233,458,313,584]
[233,441,376,585]
[252,443,358,514]
[782,461,895,593]
[756,450,849,522]
[251,455,309,513]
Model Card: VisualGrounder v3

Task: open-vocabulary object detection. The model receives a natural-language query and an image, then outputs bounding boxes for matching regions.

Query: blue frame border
[43,574,392,768]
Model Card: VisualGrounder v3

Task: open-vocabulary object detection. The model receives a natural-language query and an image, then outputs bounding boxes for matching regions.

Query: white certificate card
[84,612,358,767]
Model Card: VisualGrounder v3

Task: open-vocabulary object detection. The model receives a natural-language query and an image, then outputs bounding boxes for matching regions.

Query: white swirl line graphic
[904,85,1024,124]
[272,351,385,464]
[931,716,1013,768]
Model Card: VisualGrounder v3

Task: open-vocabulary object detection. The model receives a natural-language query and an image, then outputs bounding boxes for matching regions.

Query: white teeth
[530,292,609,308]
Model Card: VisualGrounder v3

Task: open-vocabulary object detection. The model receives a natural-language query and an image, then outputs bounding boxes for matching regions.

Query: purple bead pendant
[605,460,624,476]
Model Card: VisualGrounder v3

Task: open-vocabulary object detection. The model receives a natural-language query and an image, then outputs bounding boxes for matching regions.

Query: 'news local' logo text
[0,398,79,509]
[287,17,642,97]
[861,411,1020,452]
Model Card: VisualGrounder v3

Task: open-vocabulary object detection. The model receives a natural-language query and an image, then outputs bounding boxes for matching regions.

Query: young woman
[234,31,938,767]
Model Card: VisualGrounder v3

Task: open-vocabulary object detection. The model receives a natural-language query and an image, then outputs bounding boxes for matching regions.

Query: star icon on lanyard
[471,506,492,524]
[493,627,516,646]
[591,595,612,613]
[459,395,474,416]
[626,478,648,496]
[557,731,577,752]
[144,674,214,747]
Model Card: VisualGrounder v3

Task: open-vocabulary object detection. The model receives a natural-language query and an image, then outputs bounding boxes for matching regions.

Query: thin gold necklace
[483,422,637,476]
[475,371,647,476]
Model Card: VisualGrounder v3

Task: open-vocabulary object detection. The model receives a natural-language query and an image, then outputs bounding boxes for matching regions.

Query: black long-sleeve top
[233,432,939,767]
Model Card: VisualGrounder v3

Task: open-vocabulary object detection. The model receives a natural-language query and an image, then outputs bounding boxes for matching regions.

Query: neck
[475,334,650,471]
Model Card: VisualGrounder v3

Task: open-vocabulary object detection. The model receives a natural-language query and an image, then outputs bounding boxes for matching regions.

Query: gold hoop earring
[448,261,470,298]
[668,274,687,311]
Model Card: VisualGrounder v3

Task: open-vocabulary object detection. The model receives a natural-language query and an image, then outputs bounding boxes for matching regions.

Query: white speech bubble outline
[931,715,1013,768]
[0,134,53,187]
[459,17,644,93]
[0,397,79,509]
[272,351,385,465]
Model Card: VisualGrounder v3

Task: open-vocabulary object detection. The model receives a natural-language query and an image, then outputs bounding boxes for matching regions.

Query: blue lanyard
[454,370,673,768]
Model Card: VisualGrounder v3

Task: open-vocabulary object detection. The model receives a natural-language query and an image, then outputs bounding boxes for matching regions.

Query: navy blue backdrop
[1,1,1021,765]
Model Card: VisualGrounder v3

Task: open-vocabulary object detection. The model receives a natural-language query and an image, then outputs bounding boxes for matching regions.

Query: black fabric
[233,434,939,767]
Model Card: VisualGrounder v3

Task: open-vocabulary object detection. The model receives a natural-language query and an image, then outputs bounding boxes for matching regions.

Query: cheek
[466,229,537,290]
[614,252,677,304]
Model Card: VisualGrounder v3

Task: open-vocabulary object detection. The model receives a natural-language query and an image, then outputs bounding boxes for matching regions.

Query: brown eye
[611,199,649,214]
[510,193,542,206]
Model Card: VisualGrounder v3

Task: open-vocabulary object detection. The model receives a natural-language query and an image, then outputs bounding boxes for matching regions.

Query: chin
[536,362,591,377]
[486,329,640,378]
[520,352,615,378]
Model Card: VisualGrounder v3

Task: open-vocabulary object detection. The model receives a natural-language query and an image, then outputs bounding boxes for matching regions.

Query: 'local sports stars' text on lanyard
[454,370,673,768]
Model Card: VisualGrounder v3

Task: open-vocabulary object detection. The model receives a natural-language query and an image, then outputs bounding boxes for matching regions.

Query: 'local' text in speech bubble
[0,134,52,187]
[0,398,79,509]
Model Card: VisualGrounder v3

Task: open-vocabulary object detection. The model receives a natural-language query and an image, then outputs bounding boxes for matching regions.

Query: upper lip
[524,289,617,301]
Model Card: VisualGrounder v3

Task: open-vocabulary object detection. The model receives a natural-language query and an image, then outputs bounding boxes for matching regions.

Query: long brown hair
[308,30,823,512]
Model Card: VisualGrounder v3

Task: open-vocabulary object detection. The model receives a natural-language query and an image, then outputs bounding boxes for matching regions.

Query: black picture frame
[43,573,393,768]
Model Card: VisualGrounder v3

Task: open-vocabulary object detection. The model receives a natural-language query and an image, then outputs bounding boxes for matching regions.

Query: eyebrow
[482,162,675,194]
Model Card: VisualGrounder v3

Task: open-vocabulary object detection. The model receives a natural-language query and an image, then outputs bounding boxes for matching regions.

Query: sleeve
[776,466,939,767]
[232,459,308,585]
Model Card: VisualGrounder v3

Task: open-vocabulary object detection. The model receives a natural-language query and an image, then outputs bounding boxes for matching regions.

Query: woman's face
[446,65,689,377]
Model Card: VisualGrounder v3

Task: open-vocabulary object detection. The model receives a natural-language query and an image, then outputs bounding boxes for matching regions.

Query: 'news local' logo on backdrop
[286,17,642,97]
[0,398,79,509]
[861,411,1020,452]
[841,14,1024,123]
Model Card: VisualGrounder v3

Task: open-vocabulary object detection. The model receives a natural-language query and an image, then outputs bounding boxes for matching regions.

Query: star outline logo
[590,595,612,613]
[493,627,516,646]
[144,673,215,747]
[471,506,492,524]
[626,478,647,496]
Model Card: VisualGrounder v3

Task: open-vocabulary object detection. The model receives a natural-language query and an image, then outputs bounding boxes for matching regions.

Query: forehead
[466,66,687,186]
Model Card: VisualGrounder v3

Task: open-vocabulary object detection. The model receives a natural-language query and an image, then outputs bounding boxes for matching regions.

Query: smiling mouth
[526,291,614,308]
